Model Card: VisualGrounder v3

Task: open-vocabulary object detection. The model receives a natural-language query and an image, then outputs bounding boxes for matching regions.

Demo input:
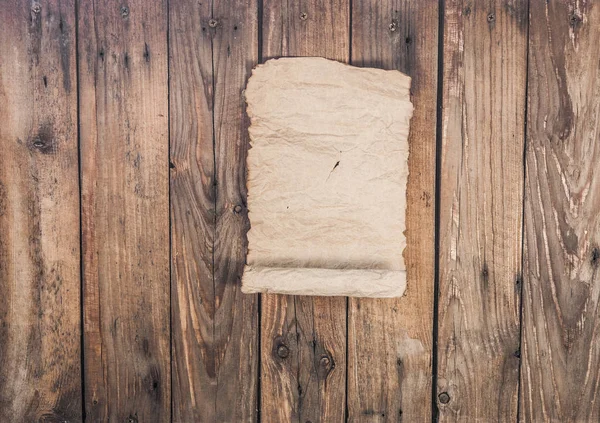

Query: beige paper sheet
[242,57,412,298]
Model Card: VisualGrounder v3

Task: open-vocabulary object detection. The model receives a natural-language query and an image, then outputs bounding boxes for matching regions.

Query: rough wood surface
[347,0,438,421]
[211,1,260,419]
[78,1,170,420]
[521,2,600,421]
[437,1,527,421]
[0,1,81,421]
[260,1,349,421]
[170,0,259,420]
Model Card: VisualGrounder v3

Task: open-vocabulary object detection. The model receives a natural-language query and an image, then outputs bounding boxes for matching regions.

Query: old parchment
[242,57,412,297]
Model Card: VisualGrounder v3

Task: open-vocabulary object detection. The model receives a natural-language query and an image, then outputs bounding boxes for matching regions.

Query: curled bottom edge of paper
[241,266,406,298]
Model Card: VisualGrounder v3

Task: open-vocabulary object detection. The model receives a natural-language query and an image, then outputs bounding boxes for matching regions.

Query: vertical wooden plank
[78,1,170,421]
[261,1,349,421]
[437,1,527,421]
[347,1,437,421]
[170,0,259,420]
[169,1,216,421]
[212,0,259,421]
[521,2,600,421]
[0,1,81,420]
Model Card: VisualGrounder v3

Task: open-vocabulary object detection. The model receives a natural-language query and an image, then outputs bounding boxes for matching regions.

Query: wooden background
[1,0,599,422]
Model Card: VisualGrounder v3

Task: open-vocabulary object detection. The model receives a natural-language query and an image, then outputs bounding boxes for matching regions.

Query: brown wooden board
[169,0,216,420]
[260,1,349,421]
[521,2,600,421]
[0,1,81,420]
[437,1,528,421]
[170,0,259,420]
[78,1,170,420]
[347,1,438,421]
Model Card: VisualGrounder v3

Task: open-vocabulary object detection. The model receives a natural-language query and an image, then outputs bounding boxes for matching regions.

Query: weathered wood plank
[170,0,259,420]
[212,1,260,421]
[0,1,81,421]
[347,0,438,421]
[260,1,349,421]
[521,2,600,421]
[437,1,527,421]
[169,1,216,421]
[78,1,170,420]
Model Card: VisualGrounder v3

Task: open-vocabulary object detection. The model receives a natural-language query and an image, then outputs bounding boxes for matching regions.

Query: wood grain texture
[260,1,349,421]
[437,1,527,421]
[170,0,259,420]
[521,2,600,422]
[78,1,170,421]
[169,1,216,421]
[212,0,260,420]
[347,1,438,421]
[0,1,81,421]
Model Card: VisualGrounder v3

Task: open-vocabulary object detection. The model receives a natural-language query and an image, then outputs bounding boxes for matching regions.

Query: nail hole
[438,392,450,404]
[42,76,48,87]
[276,344,290,359]
[234,25,238,30]
[569,13,583,27]
[405,36,412,44]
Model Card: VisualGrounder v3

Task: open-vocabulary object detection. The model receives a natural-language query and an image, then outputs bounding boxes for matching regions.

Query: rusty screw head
[208,19,218,28]
[438,392,450,404]
[120,6,129,18]
[300,12,308,20]
[31,3,41,14]
[277,344,290,358]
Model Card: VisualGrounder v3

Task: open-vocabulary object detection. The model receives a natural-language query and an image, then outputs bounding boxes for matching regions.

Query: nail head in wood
[389,22,397,32]
[31,3,41,14]
[276,344,289,358]
[487,13,495,23]
[438,392,450,404]
[300,12,308,21]
[233,204,243,214]
[209,19,218,28]
[120,6,129,18]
